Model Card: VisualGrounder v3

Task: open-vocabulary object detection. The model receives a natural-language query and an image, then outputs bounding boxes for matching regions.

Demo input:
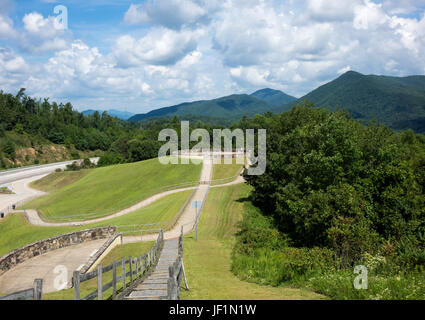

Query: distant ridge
[82,109,134,120]
[129,89,296,123]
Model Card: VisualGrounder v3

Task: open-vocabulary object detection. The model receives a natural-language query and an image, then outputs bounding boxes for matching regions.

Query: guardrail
[0,279,43,301]
[72,230,164,300]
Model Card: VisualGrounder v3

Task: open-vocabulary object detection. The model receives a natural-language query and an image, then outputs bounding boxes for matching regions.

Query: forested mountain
[298,71,425,133]
[128,94,275,123]
[129,71,425,133]
[251,88,297,106]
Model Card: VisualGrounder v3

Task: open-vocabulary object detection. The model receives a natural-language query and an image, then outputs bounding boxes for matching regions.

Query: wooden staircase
[124,239,178,300]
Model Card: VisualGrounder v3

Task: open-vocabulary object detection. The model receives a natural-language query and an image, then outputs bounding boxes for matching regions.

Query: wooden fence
[167,229,185,300]
[72,230,164,300]
[0,279,43,300]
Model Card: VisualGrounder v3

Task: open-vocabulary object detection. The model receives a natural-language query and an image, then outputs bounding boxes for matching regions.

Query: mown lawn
[24,158,201,221]
[43,241,155,300]
[211,157,244,185]
[180,184,326,300]
[30,170,90,192]
[0,190,191,257]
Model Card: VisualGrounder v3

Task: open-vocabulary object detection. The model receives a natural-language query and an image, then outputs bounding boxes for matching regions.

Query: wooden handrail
[72,230,164,300]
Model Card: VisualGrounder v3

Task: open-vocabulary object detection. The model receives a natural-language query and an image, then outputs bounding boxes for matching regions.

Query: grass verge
[211,157,244,186]
[180,183,326,300]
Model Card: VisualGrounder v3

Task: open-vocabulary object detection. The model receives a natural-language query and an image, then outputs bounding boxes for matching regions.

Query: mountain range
[119,71,425,133]
[128,90,297,123]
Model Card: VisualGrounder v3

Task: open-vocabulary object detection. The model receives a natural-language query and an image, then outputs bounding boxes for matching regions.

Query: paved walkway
[24,186,198,227]
[0,174,48,217]
[0,238,107,294]
[122,156,213,243]
[124,239,178,300]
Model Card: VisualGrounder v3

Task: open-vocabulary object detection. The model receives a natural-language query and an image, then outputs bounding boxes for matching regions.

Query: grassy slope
[0,190,191,257]
[30,170,90,192]
[24,158,201,220]
[211,157,244,185]
[180,184,325,300]
[44,241,155,300]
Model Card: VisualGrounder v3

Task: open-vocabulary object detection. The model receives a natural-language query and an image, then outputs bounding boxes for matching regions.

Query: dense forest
[236,102,425,299]
[0,89,228,169]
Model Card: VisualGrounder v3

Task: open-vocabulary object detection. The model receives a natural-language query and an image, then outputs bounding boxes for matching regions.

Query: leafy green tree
[244,103,425,266]
[2,140,16,159]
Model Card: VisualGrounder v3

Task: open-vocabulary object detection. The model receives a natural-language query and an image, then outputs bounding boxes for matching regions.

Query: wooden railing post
[129,257,133,283]
[112,260,117,299]
[73,271,80,300]
[97,264,103,300]
[122,257,126,291]
[33,279,43,300]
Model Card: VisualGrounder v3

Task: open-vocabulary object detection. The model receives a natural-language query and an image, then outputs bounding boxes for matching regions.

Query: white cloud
[307,0,360,21]
[20,12,70,53]
[113,27,199,67]
[124,0,214,30]
[0,15,15,40]
[2,0,425,112]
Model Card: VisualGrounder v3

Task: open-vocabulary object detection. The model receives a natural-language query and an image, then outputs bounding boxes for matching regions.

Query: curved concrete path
[0,158,98,217]
[24,186,198,227]
[0,238,107,295]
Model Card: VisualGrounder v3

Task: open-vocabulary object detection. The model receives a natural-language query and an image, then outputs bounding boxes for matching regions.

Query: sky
[0,0,425,114]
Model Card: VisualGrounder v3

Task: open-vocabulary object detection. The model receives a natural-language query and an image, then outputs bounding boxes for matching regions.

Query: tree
[2,140,16,159]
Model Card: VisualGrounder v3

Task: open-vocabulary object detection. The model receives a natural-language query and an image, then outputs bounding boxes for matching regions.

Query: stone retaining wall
[0,226,116,276]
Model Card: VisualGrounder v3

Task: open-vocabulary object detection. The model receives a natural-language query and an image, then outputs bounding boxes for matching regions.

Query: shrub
[2,140,15,159]
[97,152,123,167]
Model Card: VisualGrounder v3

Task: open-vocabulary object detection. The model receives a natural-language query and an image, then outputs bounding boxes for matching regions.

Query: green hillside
[24,158,202,221]
[129,94,275,123]
[251,88,297,106]
[299,71,425,133]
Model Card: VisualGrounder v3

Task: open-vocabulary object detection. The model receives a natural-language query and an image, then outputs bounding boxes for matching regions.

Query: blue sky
[1,0,425,114]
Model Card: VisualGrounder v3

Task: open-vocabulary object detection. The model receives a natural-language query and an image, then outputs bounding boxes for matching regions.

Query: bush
[70,151,80,160]
[2,140,15,159]
[97,152,123,167]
